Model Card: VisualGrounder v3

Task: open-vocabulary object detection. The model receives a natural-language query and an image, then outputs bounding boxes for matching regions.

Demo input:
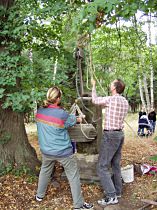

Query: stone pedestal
[66,99,103,183]
[76,153,100,183]
[61,153,100,183]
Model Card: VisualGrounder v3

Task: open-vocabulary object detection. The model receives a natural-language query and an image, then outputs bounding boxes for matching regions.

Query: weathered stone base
[61,153,100,184]
[76,153,100,183]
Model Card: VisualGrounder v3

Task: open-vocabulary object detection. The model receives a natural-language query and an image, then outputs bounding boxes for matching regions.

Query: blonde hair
[43,86,62,107]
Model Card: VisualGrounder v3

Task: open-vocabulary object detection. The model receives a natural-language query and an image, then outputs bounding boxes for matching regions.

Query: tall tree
[0,0,40,171]
[148,11,154,109]
[0,0,85,171]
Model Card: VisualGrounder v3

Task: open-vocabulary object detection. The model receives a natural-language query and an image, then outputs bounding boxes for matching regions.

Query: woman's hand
[76,117,82,123]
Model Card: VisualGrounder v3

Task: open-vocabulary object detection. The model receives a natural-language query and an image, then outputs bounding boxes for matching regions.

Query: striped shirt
[92,87,129,130]
[36,104,77,157]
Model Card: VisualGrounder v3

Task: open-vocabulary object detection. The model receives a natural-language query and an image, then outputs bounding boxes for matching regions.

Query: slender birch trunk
[53,58,58,82]
[138,74,146,111]
[148,11,154,109]
[137,52,147,111]
[143,74,150,112]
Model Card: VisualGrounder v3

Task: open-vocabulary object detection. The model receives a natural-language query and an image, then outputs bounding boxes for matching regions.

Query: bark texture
[0,106,40,172]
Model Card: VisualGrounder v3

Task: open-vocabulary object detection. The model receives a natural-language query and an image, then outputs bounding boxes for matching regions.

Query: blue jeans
[152,121,156,132]
[138,127,144,135]
[97,131,124,197]
[150,121,156,133]
[37,153,84,208]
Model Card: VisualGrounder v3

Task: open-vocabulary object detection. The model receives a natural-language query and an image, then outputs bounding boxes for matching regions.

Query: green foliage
[150,155,157,162]
[153,136,157,142]
[26,174,37,183]
[0,160,37,180]
[149,136,157,163]
[1,0,157,114]
[0,133,11,145]
[11,165,32,177]
[0,0,80,112]
[0,88,5,99]
[90,25,145,98]
[0,161,13,176]
[71,0,157,35]
[88,17,157,105]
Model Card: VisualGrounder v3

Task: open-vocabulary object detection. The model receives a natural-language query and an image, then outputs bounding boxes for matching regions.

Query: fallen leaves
[0,173,102,210]
[1,129,157,209]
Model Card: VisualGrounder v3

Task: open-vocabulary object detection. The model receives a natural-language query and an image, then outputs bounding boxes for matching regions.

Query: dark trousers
[97,131,124,197]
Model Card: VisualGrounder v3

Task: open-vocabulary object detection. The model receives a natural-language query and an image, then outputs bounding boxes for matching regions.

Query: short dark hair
[113,79,125,94]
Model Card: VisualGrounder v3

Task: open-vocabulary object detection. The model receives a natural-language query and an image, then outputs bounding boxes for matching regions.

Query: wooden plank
[68,124,97,142]
[138,203,152,210]
[141,199,157,206]
[138,199,157,210]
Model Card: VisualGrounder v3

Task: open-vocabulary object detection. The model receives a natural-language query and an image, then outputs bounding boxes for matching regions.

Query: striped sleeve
[64,114,77,128]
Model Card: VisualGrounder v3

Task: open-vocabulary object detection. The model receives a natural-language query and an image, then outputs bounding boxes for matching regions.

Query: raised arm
[91,78,109,106]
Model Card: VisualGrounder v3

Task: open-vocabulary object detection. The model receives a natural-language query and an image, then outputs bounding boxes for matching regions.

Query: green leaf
[0,88,5,99]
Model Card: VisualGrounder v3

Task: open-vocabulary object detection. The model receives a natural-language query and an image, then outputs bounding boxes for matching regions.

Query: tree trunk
[138,74,146,111]
[143,74,150,112]
[0,0,40,173]
[53,58,58,82]
[150,58,154,109]
[148,12,154,109]
[0,106,40,172]
[0,0,14,8]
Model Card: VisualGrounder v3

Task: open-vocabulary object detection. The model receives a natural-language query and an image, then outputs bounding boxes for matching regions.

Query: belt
[104,129,122,132]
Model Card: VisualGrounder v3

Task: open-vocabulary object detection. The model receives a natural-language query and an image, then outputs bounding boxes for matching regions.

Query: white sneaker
[98,196,118,206]
[35,195,43,202]
[116,194,121,198]
[74,202,93,209]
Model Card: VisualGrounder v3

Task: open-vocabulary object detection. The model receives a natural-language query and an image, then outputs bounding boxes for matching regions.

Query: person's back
[138,112,152,135]
[148,110,156,122]
[138,111,143,122]
[36,105,75,157]
[103,95,128,130]
[148,109,156,133]
[35,86,93,210]
[139,114,149,127]
[137,110,144,135]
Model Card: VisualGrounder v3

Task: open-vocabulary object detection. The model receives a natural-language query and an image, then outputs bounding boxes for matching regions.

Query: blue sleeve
[64,114,77,128]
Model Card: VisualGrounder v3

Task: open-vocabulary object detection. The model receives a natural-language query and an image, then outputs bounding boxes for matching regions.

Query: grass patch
[150,155,157,162]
